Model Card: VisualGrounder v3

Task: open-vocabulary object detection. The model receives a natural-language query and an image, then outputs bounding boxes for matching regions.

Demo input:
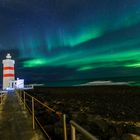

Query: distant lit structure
[2,53,15,90]
[9,78,24,89]
[2,54,25,90]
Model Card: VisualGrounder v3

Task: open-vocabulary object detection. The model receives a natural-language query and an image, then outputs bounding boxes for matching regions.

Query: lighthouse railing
[16,90,98,140]
[70,120,98,140]
[17,90,67,140]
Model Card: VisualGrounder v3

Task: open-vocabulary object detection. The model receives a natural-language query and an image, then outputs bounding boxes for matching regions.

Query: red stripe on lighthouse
[4,67,14,70]
[3,74,15,77]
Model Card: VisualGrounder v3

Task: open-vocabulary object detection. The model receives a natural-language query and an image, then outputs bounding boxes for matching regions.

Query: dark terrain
[24,85,140,140]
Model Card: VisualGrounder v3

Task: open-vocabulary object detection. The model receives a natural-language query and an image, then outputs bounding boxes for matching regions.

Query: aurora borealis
[0,0,140,86]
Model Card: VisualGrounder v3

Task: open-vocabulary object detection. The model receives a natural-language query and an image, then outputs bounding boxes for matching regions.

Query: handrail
[34,115,52,140]
[17,90,98,140]
[70,120,98,140]
[24,92,56,112]
[17,90,65,140]
[34,97,56,112]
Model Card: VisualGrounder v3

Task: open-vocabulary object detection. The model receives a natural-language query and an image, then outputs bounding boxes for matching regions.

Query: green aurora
[0,0,140,85]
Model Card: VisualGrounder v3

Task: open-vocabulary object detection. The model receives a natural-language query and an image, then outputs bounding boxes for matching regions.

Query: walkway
[0,92,46,140]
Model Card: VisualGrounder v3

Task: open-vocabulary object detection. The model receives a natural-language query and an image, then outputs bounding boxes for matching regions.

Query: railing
[17,90,67,140]
[23,85,34,89]
[16,90,98,140]
[70,121,98,140]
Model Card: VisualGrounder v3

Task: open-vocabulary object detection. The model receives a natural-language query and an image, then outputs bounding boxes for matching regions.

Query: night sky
[0,0,140,86]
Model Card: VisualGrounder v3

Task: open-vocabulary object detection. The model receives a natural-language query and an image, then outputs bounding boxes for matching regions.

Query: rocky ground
[24,85,140,140]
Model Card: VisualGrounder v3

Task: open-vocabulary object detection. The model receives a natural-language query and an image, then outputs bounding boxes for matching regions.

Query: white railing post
[70,121,98,140]
[71,124,76,140]
[63,114,67,140]
[32,97,35,129]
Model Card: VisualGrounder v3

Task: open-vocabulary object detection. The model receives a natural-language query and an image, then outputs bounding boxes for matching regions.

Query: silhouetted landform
[25,85,140,140]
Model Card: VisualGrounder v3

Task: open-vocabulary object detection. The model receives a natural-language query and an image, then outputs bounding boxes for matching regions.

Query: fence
[16,90,98,140]
[70,121,98,140]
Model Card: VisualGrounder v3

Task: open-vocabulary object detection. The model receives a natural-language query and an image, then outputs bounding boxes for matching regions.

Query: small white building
[9,78,24,89]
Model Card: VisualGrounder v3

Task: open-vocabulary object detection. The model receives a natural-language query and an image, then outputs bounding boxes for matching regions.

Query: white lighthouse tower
[2,53,15,90]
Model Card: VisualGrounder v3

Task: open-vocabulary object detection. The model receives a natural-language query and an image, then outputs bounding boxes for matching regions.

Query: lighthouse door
[12,82,14,88]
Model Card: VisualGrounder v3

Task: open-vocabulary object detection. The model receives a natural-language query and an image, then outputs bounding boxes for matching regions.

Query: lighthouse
[2,53,15,90]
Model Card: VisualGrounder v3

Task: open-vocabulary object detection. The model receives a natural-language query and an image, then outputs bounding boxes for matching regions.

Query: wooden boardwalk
[0,92,46,140]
